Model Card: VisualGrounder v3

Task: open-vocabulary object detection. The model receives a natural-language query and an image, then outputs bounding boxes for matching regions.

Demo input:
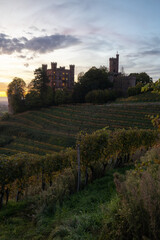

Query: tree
[72,67,112,103]
[129,72,152,86]
[27,68,54,107]
[77,72,84,82]
[28,68,49,95]
[7,77,26,113]
[55,89,72,105]
[25,91,43,109]
[7,77,26,98]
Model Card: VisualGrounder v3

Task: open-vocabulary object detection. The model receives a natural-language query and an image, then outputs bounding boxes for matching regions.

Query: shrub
[1,113,10,121]
[36,168,77,216]
[128,82,143,96]
[100,146,160,240]
[85,89,118,104]
[55,89,72,105]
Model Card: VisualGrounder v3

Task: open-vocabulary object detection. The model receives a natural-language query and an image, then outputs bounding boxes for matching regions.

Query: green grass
[0,167,130,240]
[0,103,160,155]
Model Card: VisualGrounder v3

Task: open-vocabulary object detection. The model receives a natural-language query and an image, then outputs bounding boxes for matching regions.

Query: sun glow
[0,91,7,97]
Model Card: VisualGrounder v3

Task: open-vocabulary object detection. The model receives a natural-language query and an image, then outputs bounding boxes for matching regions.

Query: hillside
[0,103,160,155]
[116,91,160,103]
[0,167,129,240]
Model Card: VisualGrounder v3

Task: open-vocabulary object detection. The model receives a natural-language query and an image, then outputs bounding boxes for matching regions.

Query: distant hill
[0,97,8,105]
[0,97,8,116]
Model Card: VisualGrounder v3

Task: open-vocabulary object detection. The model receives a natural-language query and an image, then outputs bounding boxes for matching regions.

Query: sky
[0,0,160,96]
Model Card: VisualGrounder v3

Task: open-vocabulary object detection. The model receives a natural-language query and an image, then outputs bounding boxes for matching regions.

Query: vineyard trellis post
[77,144,81,192]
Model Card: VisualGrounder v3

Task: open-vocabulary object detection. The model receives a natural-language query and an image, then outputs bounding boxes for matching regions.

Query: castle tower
[109,53,119,74]
[42,64,47,71]
[51,62,57,70]
[69,65,75,88]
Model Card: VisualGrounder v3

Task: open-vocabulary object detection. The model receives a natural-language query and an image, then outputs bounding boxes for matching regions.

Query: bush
[128,83,143,96]
[36,168,77,216]
[1,113,10,121]
[85,89,118,104]
[100,146,160,240]
[55,89,72,105]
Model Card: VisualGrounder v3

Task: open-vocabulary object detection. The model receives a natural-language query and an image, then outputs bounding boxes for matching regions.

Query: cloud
[0,33,80,55]
[25,35,80,53]
[0,33,8,38]
[27,56,34,60]
[141,49,160,56]
[0,35,25,54]
[24,63,29,67]
[18,55,26,58]
[29,26,40,32]
[0,82,7,91]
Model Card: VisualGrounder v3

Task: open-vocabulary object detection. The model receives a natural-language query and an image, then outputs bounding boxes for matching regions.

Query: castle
[41,54,135,94]
[42,62,75,90]
[109,53,136,94]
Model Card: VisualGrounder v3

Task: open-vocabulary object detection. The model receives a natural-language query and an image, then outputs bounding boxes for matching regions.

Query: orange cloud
[0,82,7,91]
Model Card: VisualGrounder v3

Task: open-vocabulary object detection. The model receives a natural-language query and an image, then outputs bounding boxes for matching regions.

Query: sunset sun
[0,91,7,97]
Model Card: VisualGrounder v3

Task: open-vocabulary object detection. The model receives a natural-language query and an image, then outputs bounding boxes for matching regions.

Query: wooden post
[77,144,81,192]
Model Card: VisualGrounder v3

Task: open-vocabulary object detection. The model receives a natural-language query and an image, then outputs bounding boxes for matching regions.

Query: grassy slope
[0,103,160,155]
[0,167,129,240]
[116,91,160,103]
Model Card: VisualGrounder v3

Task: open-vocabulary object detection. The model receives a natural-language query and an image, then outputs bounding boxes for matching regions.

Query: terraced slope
[0,103,160,155]
[116,92,160,103]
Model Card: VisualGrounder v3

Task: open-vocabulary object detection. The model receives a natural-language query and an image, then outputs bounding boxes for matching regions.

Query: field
[0,103,160,155]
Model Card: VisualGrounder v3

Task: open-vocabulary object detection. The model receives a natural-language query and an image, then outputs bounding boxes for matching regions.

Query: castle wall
[42,62,75,90]
[113,75,136,95]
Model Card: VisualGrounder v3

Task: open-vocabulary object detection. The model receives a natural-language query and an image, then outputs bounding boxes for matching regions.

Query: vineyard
[0,103,160,155]
[116,91,160,103]
[0,103,159,239]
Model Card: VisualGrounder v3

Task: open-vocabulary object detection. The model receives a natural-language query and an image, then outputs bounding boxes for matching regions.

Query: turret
[51,62,57,70]
[42,64,47,71]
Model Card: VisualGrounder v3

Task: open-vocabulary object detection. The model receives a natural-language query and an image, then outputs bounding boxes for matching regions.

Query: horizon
[0,0,160,94]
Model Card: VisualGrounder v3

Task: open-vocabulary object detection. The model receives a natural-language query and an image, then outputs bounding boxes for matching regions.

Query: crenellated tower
[109,53,119,74]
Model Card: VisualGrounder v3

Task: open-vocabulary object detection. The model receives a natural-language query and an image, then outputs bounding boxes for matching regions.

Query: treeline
[0,128,157,211]
[7,67,154,114]
[7,67,119,114]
